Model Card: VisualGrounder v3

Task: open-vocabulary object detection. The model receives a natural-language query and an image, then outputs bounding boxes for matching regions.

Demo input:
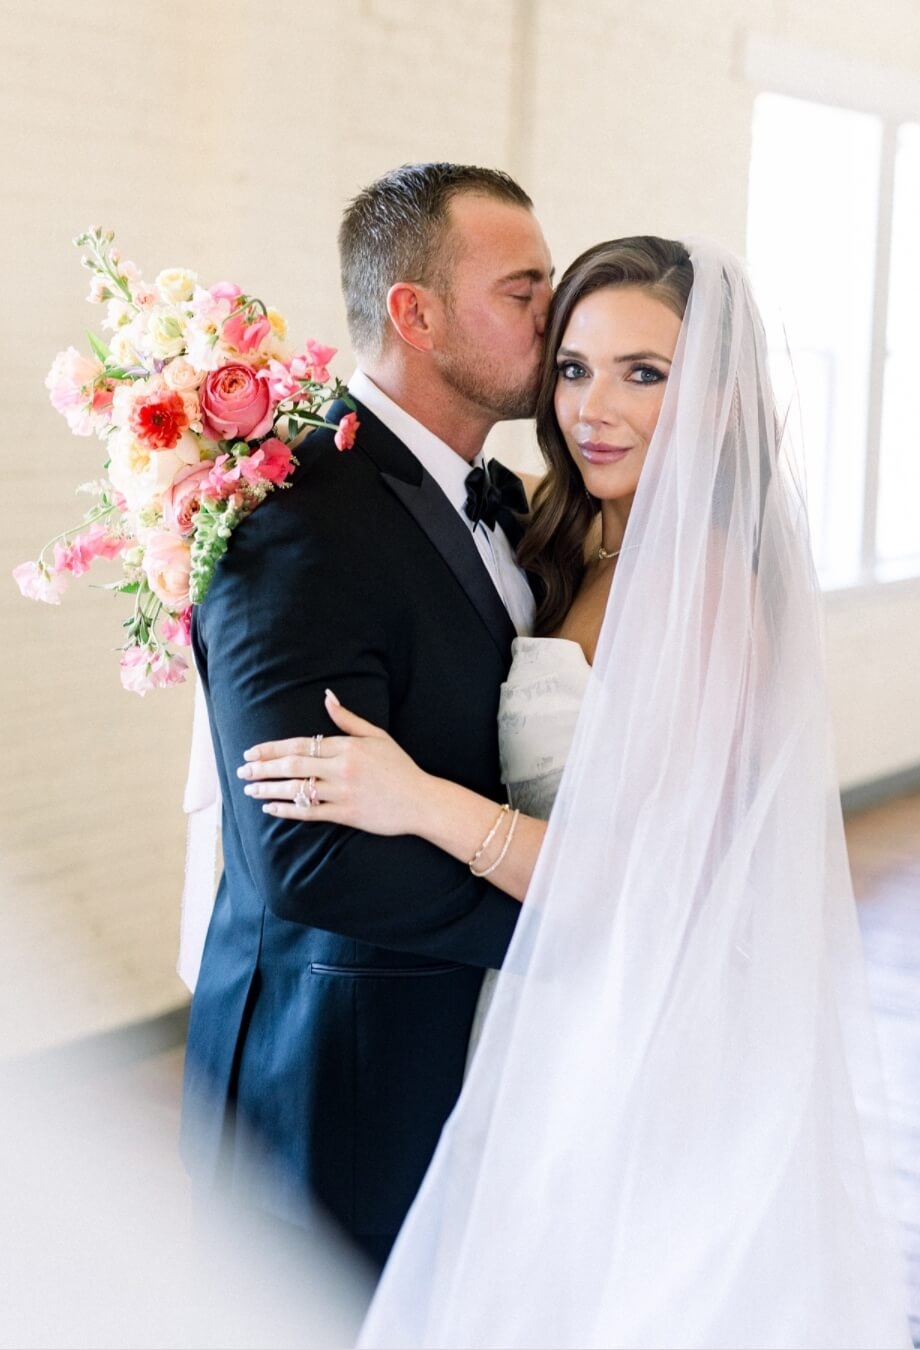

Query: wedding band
[294,778,311,808]
[309,734,323,758]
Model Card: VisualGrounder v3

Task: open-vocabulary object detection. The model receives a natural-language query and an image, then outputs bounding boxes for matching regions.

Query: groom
[181,163,553,1266]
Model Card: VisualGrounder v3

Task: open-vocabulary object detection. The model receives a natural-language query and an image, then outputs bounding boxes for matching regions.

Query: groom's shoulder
[262,414,381,512]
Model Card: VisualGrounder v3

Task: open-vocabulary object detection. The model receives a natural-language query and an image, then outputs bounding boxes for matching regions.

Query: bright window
[747,89,920,587]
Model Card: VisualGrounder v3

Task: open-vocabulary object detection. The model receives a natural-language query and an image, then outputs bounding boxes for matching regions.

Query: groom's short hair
[339,162,533,357]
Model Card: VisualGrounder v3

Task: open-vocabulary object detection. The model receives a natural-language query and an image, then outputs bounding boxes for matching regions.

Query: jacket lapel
[328,399,519,659]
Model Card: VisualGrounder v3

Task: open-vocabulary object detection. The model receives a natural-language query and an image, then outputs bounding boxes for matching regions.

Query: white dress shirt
[348,370,535,636]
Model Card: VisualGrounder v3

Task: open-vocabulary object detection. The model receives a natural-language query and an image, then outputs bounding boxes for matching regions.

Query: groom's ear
[386,282,439,353]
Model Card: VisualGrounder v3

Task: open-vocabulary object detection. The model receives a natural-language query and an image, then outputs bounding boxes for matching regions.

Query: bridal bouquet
[14,228,358,694]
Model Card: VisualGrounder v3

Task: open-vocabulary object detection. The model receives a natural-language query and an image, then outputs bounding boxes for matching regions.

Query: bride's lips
[577,441,632,464]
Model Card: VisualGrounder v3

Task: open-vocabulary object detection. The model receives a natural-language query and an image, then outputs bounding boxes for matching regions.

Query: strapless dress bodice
[498,636,592,821]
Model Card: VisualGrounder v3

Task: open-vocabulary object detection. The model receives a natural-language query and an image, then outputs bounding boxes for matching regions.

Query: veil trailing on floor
[358,243,909,1350]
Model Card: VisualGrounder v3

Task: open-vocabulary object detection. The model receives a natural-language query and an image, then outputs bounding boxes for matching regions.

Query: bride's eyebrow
[614,350,672,364]
[555,347,673,364]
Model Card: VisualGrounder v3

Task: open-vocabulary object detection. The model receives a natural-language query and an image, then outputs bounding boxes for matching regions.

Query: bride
[239,237,909,1348]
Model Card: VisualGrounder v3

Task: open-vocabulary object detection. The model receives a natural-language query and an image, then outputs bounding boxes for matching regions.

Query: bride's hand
[237,690,431,837]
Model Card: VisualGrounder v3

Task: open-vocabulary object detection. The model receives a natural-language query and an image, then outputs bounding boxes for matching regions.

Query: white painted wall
[3,0,918,1051]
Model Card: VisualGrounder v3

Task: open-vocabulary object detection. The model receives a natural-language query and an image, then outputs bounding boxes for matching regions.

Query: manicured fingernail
[237,765,251,778]
[244,785,255,795]
[325,688,340,706]
[262,803,276,813]
[243,749,257,760]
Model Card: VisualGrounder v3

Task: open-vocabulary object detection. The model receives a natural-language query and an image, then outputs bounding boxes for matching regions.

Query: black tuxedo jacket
[181,399,523,1262]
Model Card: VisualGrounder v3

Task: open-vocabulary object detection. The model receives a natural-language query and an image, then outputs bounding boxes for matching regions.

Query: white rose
[155,267,198,304]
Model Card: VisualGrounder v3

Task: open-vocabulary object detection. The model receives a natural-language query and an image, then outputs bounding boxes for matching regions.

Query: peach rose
[143,530,191,610]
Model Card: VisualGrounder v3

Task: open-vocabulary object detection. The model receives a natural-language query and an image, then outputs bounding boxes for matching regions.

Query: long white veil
[358,242,910,1350]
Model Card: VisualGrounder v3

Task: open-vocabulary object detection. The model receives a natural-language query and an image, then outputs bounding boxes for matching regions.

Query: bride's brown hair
[519,237,693,635]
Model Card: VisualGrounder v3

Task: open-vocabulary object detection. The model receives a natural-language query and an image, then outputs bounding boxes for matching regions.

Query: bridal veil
[358,242,910,1349]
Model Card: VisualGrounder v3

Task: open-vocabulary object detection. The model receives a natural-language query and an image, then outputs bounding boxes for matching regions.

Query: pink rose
[223,309,271,353]
[200,362,273,442]
[334,411,359,452]
[162,461,213,535]
[45,346,106,436]
[143,530,191,610]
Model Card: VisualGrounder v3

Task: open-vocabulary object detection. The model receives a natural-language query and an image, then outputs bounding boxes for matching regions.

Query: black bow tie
[463,459,528,532]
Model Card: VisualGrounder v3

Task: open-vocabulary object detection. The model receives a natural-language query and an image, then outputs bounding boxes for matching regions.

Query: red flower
[128,387,190,450]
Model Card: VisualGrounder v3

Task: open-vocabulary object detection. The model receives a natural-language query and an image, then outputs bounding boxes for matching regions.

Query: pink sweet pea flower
[119,644,188,695]
[248,437,293,485]
[160,606,192,647]
[334,411,359,452]
[209,282,243,303]
[45,347,106,436]
[223,309,272,354]
[153,649,189,686]
[53,523,125,577]
[205,454,238,500]
[296,339,337,385]
[120,646,158,695]
[12,560,69,604]
[258,359,300,404]
[205,438,293,496]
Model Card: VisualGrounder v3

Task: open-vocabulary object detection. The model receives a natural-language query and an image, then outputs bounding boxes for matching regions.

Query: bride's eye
[629,364,666,385]
[556,360,587,382]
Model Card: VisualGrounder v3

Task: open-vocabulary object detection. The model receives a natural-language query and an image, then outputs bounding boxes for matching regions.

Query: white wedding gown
[360,242,910,1349]
[466,635,590,1067]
